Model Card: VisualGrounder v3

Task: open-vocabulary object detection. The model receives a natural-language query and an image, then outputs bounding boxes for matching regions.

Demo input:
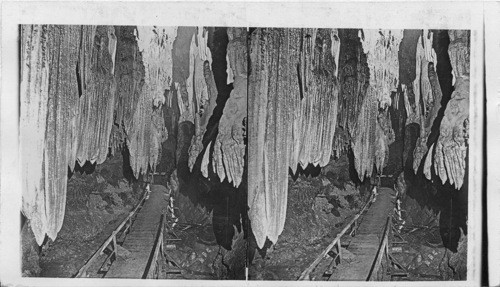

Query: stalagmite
[211,27,247,187]
[248,28,339,248]
[425,31,469,189]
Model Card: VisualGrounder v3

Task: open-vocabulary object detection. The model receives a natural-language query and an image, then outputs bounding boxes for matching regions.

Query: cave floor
[37,176,142,278]
[249,175,371,280]
[39,211,132,277]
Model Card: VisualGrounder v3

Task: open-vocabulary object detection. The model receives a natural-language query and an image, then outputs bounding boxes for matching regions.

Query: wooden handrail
[367,215,392,281]
[298,192,376,280]
[145,212,166,279]
[75,188,150,278]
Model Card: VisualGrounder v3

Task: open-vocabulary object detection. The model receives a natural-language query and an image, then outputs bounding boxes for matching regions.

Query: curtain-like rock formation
[75,26,117,167]
[398,29,469,189]
[424,31,469,189]
[360,29,403,108]
[21,25,111,244]
[334,29,369,156]
[21,25,54,245]
[126,26,174,177]
[21,25,172,244]
[186,28,218,172]
[111,26,144,154]
[248,28,339,248]
[352,29,402,180]
[211,27,247,187]
[398,31,443,174]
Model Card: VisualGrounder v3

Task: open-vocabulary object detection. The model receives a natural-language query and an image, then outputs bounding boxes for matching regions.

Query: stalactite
[424,31,469,189]
[112,26,145,154]
[21,25,171,244]
[411,31,443,173]
[126,26,174,177]
[74,26,116,167]
[403,32,424,127]
[21,25,52,245]
[335,29,369,156]
[108,27,117,75]
[21,25,88,244]
[360,29,403,108]
[350,29,401,180]
[187,27,218,172]
[248,28,339,248]
[173,27,197,124]
[375,109,395,173]
[351,92,378,180]
[211,27,247,187]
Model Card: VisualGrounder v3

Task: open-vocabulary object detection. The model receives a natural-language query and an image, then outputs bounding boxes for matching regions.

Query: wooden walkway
[105,184,167,278]
[328,187,395,281]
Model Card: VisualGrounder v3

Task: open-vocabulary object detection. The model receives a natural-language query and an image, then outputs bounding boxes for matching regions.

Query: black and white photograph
[0,1,491,287]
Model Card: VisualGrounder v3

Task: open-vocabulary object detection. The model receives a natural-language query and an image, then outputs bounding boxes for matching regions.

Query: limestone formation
[248,28,339,248]
[20,25,172,244]
[406,31,442,173]
[426,32,469,189]
[211,27,247,187]
[187,28,217,172]
[352,29,401,180]
[127,26,174,177]
[19,26,471,249]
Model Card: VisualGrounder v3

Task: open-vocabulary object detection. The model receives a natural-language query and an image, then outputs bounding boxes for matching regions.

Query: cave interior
[20,25,470,281]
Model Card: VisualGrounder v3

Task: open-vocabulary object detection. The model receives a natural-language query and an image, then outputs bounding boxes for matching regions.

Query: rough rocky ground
[248,173,369,280]
[391,212,467,281]
[27,155,144,278]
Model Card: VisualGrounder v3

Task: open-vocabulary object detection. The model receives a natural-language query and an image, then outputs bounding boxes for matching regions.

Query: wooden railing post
[298,192,376,280]
[337,240,342,264]
[112,232,118,257]
[75,185,152,278]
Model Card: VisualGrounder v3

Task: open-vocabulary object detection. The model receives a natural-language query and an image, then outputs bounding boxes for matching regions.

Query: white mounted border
[485,2,500,286]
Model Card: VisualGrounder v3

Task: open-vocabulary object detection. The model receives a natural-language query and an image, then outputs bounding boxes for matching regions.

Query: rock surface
[248,28,340,248]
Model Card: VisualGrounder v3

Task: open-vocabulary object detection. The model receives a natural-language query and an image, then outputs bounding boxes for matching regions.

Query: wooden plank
[298,192,376,280]
[75,188,149,278]
[105,185,167,278]
[328,188,395,281]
